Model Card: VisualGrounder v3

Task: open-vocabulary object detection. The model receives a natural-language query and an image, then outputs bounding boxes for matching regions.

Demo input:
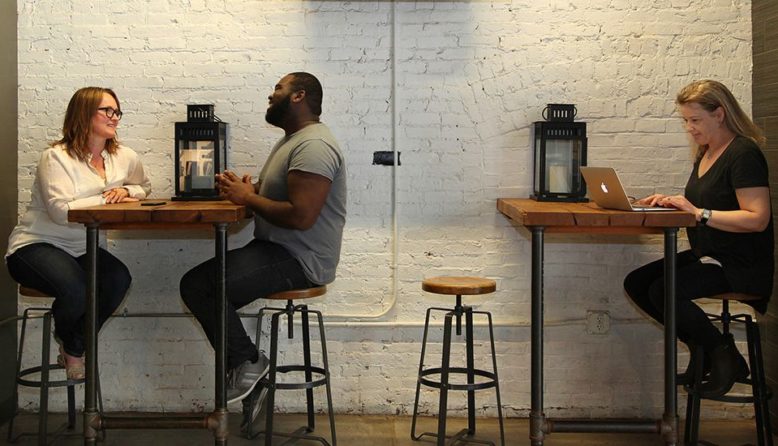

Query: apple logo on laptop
[600,182,609,194]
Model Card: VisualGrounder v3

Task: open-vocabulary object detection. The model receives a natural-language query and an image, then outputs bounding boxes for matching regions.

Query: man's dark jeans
[180,239,313,370]
[6,242,131,357]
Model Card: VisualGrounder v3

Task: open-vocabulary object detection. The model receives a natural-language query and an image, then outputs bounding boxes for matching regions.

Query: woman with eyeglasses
[6,87,151,379]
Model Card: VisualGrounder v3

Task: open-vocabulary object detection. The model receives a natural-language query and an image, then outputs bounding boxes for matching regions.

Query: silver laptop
[580,166,675,212]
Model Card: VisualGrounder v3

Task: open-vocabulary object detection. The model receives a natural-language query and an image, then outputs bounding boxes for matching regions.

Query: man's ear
[291,89,306,104]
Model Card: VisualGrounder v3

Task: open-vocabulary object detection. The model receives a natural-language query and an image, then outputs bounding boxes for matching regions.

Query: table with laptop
[496,195,696,445]
[580,166,677,213]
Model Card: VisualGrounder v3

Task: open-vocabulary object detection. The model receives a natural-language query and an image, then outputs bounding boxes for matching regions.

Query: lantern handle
[542,104,577,121]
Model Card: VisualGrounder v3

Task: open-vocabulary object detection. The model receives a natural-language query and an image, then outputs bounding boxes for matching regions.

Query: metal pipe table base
[528,226,679,445]
[82,223,230,445]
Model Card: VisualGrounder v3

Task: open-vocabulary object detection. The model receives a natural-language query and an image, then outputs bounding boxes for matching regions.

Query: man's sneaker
[240,386,268,433]
[227,350,269,404]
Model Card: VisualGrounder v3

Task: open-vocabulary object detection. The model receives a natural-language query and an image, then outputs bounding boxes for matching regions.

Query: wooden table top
[497,198,696,234]
[67,200,248,229]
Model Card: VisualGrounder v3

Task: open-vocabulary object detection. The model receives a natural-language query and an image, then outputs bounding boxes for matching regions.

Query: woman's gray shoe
[227,351,269,404]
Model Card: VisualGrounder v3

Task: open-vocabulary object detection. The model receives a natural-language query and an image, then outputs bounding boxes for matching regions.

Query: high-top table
[496,199,697,446]
[68,200,248,445]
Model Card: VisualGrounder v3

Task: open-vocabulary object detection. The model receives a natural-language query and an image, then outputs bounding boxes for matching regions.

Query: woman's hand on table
[103,187,137,203]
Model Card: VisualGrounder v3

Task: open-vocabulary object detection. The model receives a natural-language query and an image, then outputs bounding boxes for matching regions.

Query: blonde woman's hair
[676,80,765,161]
[53,87,121,161]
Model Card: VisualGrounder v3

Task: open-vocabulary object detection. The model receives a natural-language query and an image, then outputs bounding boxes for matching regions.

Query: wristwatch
[700,208,712,226]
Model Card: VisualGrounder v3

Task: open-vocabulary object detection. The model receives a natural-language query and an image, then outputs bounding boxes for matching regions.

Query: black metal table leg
[662,228,678,445]
[530,226,545,446]
[214,223,229,445]
[84,223,99,445]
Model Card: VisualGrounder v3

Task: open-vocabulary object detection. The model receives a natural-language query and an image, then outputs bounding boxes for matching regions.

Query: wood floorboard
[3,412,775,445]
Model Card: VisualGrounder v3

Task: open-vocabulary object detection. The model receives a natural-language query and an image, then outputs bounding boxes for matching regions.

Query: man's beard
[265,94,291,127]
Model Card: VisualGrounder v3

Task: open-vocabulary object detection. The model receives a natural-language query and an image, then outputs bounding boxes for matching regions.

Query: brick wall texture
[15,0,757,419]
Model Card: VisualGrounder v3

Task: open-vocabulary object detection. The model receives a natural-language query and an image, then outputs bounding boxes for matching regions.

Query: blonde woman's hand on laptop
[634,193,668,207]
[656,194,696,212]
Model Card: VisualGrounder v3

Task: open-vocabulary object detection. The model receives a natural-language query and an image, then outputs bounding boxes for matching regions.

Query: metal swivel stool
[7,286,103,445]
[411,276,504,446]
[683,293,773,446]
[243,285,336,446]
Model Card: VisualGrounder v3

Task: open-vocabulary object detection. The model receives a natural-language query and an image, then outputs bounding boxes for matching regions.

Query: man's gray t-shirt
[254,123,346,285]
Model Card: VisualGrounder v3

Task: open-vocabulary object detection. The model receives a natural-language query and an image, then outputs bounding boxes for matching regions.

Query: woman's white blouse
[6,144,151,257]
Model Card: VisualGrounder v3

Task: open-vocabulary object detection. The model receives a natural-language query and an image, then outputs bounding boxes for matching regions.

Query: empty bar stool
[411,276,504,446]
[243,285,336,446]
[7,286,103,445]
[683,293,773,446]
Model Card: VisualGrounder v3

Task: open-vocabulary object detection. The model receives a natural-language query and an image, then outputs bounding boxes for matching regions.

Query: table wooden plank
[559,202,611,227]
[496,198,696,230]
[496,198,576,226]
[68,200,248,226]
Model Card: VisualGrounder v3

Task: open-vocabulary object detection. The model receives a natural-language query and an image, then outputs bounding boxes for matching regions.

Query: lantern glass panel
[534,133,541,194]
[178,140,216,193]
[545,139,576,194]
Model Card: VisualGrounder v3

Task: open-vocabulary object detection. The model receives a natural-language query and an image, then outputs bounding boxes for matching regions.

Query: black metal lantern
[530,104,588,202]
[172,105,228,201]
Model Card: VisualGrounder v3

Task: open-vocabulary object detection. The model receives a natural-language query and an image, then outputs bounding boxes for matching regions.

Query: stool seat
[265,286,327,301]
[422,276,496,295]
[246,287,336,445]
[11,284,104,444]
[19,286,52,298]
[683,299,773,445]
[413,276,504,446]
[705,292,761,302]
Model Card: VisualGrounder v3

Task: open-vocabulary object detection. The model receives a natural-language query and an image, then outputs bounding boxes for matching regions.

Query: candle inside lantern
[548,164,571,193]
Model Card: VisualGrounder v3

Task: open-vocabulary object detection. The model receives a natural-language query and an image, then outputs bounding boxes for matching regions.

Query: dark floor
[2,412,775,445]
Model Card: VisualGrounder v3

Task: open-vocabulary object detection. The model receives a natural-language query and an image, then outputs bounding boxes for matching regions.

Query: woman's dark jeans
[623,249,731,351]
[180,239,313,370]
[7,243,131,357]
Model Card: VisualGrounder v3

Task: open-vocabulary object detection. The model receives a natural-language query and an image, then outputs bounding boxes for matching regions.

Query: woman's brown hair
[53,87,121,161]
[676,80,765,161]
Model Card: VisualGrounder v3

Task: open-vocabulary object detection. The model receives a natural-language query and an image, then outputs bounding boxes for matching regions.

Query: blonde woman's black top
[684,135,773,313]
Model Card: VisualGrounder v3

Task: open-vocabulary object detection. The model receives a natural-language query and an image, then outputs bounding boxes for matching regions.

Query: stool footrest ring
[18,365,86,387]
[267,365,329,391]
[684,384,773,404]
[419,367,498,391]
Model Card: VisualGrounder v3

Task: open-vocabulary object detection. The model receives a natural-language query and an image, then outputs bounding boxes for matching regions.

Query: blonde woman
[624,80,773,398]
[6,87,151,379]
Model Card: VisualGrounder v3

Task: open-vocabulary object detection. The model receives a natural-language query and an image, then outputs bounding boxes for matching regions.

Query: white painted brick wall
[14,0,757,420]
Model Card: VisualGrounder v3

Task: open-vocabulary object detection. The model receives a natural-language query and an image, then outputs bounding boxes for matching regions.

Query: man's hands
[216,169,331,230]
[103,187,137,204]
[216,171,255,205]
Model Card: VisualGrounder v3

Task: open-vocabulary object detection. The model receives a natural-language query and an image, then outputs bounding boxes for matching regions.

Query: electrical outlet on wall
[586,310,610,335]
